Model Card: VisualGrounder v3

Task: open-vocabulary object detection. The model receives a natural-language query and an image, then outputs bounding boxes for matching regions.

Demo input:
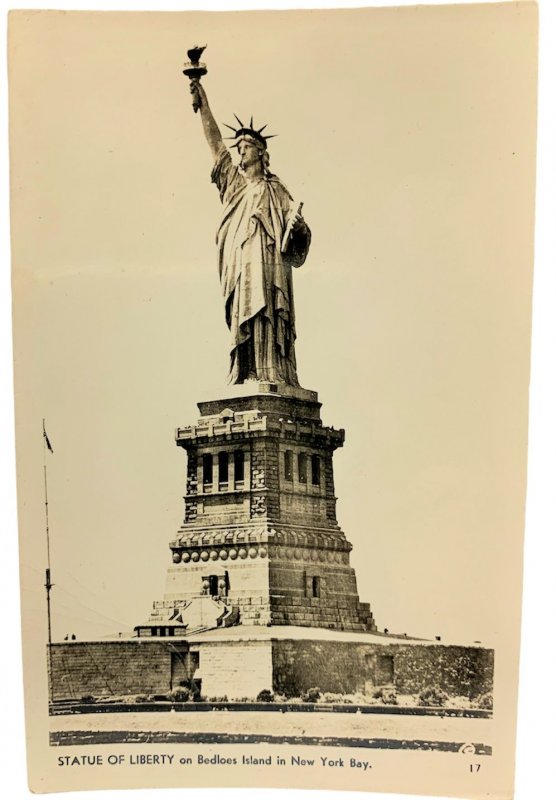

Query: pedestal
[139,382,376,635]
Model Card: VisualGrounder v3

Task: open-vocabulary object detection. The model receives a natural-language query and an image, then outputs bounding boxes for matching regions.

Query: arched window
[284,450,293,481]
[234,450,245,484]
[311,454,320,485]
[202,453,213,487]
[218,451,229,489]
[298,452,307,483]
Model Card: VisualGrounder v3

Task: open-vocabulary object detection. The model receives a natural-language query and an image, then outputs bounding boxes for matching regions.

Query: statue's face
[238,140,263,171]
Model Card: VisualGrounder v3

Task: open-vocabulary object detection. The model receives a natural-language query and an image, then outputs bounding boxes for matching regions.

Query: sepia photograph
[7,1,539,797]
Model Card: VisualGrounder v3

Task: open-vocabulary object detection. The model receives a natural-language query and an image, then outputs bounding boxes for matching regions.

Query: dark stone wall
[271,639,494,698]
[49,640,189,701]
[50,637,493,702]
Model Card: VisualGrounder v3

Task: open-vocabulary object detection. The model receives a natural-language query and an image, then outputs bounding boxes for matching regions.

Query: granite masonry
[140,383,376,636]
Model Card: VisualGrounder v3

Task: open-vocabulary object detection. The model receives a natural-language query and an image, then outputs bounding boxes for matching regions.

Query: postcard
[8,3,538,797]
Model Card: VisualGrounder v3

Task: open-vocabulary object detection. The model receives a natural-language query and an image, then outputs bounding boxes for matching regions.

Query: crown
[223,115,277,149]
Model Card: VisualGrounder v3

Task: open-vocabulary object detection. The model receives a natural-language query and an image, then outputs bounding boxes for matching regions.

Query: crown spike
[257,124,268,135]
[233,113,244,128]
[250,115,254,128]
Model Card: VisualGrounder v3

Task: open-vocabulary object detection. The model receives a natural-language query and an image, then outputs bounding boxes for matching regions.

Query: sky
[8,3,537,656]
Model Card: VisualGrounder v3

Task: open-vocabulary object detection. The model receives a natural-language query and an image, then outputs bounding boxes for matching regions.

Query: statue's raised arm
[190,80,223,160]
[183,47,311,387]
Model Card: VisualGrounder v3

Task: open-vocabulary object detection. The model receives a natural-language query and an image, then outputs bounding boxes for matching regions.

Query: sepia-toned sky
[10,3,536,657]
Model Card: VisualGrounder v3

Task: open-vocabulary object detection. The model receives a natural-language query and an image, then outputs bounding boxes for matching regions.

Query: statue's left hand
[292,212,306,233]
[284,212,311,269]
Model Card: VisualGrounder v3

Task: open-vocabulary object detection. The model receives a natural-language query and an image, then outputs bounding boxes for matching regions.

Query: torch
[183,45,207,113]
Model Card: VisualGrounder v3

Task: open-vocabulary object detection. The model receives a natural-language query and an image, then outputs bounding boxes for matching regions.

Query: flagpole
[43,419,54,704]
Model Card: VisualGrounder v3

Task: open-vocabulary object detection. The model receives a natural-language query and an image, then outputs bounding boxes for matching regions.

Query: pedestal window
[284,450,293,481]
[234,450,245,485]
[298,452,307,483]
[202,453,213,489]
[311,454,321,485]
[218,451,229,490]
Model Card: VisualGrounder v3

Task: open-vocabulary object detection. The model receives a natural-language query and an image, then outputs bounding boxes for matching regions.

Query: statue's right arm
[190,80,224,160]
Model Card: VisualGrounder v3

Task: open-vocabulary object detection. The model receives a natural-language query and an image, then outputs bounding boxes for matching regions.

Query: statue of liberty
[188,60,311,386]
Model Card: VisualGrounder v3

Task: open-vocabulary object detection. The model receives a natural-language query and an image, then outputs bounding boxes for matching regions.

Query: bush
[319,692,354,704]
[132,694,149,704]
[256,689,275,703]
[301,687,321,703]
[419,686,449,707]
[169,687,191,703]
[175,679,201,700]
[474,692,493,710]
[373,687,398,705]
[207,695,229,703]
[79,695,95,704]
[447,695,472,710]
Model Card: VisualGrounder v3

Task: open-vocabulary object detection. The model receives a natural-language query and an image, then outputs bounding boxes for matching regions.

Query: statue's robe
[211,146,311,385]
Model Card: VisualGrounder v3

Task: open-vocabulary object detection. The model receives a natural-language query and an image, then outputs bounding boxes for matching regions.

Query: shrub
[320,692,353,704]
[301,687,321,703]
[79,695,95,704]
[373,687,398,705]
[320,692,374,705]
[208,695,229,703]
[256,689,275,703]
[169,687,191,703]
[448,695,472,710]
[419,686,449,707]
[175,679,201,700]
[132,694,149,704]
[474,692,493,710]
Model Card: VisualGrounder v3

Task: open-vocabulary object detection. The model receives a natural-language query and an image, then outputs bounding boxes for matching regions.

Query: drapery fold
[211,146,310,385]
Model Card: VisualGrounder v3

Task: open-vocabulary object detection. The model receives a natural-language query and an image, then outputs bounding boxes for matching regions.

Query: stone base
[49,627,494,703]
[197,380,319,405]
[149,384,376,636]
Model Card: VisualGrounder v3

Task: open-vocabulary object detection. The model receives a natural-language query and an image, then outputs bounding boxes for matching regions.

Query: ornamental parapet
[176,410,266,442]
[176,410,345,448]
